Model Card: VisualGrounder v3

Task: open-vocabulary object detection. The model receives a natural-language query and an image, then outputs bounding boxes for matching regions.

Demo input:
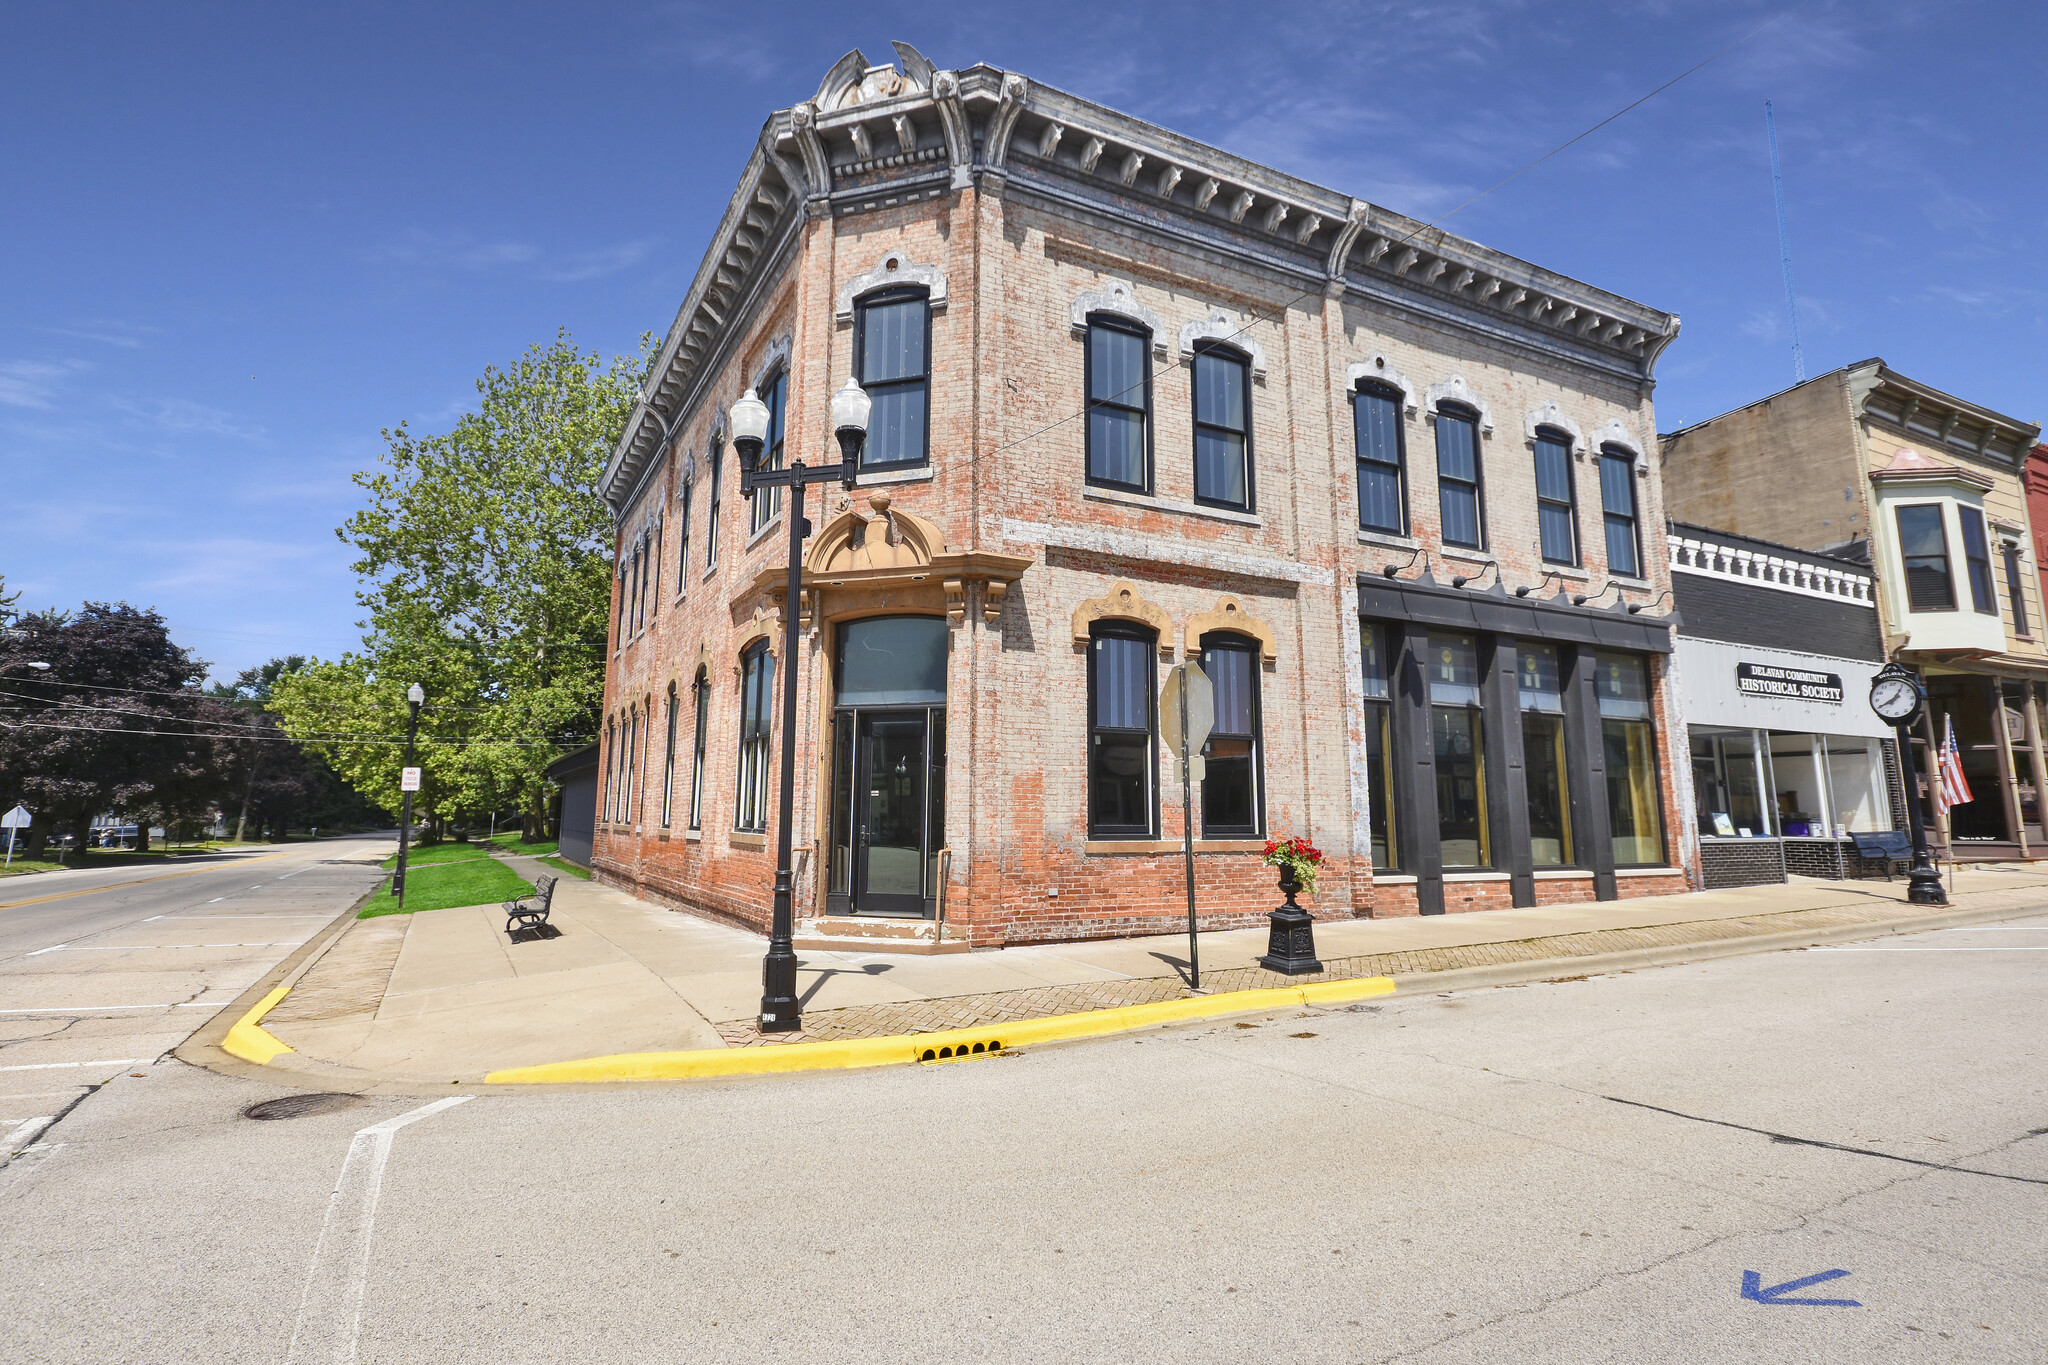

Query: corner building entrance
[827,615,947,919]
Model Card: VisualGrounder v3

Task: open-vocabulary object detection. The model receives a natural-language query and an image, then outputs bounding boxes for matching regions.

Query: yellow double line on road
[0,850,298,912]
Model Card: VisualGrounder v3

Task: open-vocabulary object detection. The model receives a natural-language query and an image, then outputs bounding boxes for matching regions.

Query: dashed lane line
[0,1059,148,1072]
[0,850,297,910]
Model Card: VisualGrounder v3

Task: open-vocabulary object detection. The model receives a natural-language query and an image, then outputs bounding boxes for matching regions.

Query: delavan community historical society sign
[1735,662,1844,704]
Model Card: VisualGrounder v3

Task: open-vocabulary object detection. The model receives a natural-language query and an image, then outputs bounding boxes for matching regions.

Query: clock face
[1870,676,1920,722]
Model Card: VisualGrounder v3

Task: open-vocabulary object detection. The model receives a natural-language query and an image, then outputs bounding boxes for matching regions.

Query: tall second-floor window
[1434,405,1484,549]
[749,370,786,535]
[1957,507,1996,615]
[1533,429,1578,564]
[1198,633,1262,836]
[602,719,617,823]
[660,683,679,828]
[1088,623,1156,838]
[688,667,709,830]
[1895,504,1955,611]
[735,643,773,832]
[2004,542,2032,636]
[856,287,930,471]
[677,476,692,590]
[1354,383,1406,535]
[1086,316,1150,492]
[1192,344,1252,511]
[1599,446,1641,577]
[705,438,723,571]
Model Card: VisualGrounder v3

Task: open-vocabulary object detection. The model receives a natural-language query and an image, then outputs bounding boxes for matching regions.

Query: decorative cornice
[1184,594,1278,664]
[1590,416,1644,458]
[1670,534,1875,607]
[1424,374,1494,435]
[1072,580,1175,656]
[1525,400,1586,453]
[1178,309,1265,377]
[1346,357,1415,413]
[1070,279,1170,357]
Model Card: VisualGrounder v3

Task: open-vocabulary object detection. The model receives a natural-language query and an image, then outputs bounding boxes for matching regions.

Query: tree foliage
[271,331,646,836]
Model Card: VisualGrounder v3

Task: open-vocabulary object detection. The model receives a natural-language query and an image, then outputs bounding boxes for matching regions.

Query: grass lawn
[361,857,532,918]
[485,832,560,857]
[378,842,492,871]
[2,844,232,877]
[537,855,591,881]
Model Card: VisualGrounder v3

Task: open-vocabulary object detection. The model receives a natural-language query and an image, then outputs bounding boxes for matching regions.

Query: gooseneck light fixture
[730,376,870,1034]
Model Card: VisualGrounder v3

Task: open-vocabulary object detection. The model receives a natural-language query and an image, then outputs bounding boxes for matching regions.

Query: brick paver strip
[713,898,2004,1047]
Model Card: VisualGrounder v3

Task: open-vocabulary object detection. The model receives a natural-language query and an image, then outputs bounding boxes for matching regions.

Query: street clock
[1868,664,1924,726]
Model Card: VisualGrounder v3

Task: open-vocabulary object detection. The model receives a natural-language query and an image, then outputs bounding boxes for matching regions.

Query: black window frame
[1598,445,1642,578]
[735,641,773,832]
[1895,502,1956,612]
[602,718,617,823]
[1353,381,1408,536]
[2003,540,2032,637]
[705,437,723,573]
[1433,403,1486,551]
[1085,621,1158,839]
[1532,427,1580,566]
[688,667,709,831]
[1196,630,1264,838]
[660,682,678,829]
[677,474,692,591]
[1190,341,1254,513]
[749,368,786,536]
[1957,505,1997,615]
[853,285,932,474]
[1083,313,1154,495]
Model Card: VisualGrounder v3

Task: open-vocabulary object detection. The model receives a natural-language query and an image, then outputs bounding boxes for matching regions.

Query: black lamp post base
[1906,863,1948,906]
[759,998,802,1033]
[1258,902,1323,975]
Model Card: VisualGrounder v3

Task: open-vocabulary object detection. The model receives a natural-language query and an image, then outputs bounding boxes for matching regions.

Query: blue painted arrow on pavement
[1741,1270,1861,1307]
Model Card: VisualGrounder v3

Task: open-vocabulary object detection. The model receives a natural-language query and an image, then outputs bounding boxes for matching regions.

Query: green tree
[272,331,645,837]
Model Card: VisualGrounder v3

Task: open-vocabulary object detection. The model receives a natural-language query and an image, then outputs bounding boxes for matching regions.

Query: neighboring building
[593,44,1691,948]
[1668,522,1900,887]
[2025,442,2048,614]
[548,742,600,869]
[1662,361,2047,855]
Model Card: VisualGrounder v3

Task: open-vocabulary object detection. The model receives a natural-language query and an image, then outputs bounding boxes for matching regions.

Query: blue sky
[3,1,2041,682]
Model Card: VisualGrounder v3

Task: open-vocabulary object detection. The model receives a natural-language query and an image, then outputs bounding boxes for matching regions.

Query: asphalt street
[2,899,2043,1364]
[0,835,390,1155]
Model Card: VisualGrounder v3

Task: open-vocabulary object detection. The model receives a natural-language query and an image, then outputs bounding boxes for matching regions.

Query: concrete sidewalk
[234,854,2048,1086]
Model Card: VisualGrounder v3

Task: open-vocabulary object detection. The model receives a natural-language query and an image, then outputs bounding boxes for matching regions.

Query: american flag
[1936,713,1974,812]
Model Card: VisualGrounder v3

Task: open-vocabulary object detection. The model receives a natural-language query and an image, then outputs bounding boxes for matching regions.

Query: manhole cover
[242,1093,361,1121]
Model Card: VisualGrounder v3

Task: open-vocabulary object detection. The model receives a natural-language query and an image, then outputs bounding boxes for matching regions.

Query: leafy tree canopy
[271,331,647,836]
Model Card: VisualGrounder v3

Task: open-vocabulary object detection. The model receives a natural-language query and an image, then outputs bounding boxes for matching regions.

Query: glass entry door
[853,711,930,917]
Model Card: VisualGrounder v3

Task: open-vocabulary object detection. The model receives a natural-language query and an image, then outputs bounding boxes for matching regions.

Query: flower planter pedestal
[1258,869,1323,975]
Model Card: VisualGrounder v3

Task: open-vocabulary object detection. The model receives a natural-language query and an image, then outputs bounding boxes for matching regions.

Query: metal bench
[1849,831,1913,880]
[502,873,558,938]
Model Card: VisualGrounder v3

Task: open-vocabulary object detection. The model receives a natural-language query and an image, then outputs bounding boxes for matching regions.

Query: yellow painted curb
[222,986,295,1065]
[485,975,1396,1085]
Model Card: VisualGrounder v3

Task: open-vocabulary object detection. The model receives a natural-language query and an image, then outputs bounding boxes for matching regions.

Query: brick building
[1662,361,2047,855]
[592,45,1692,949]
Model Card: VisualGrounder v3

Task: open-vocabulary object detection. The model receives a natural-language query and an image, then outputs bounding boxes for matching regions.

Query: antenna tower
[1766,101,1805,383]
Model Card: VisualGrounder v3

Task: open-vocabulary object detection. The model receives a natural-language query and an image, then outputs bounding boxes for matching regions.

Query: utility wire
[0,719,586,748]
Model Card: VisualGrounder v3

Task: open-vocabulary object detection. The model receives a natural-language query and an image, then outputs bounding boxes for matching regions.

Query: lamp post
[730,377,869,1033]
[394,682,425,907]
[1867,663,1946,905]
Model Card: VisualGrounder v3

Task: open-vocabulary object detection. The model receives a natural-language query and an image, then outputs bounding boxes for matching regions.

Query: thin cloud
[0,358,90,409]
[366,228,652,283]
[541,240,655,283]
[44,320,159,349]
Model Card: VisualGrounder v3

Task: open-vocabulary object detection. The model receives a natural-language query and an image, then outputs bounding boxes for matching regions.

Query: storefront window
[1691,729,1770,837]
[1822,738,1889,834]
[1518,643,1571,865]
[1431,633,1487,867]
[1598,652,1664,864]
[1361,621,1395,869]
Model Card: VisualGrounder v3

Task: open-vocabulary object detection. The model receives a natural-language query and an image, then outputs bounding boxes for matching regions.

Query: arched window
[855,286,931,471]
[1085,314,1151,493]
[677,473,692,589]
[1598,444,1641,577]
[1197,631,1263,836]
[1434,402,1485,550]
[705,435,723,572]
[1533,427,1578,565]
[621,709,640,825]
[602,718,617,823]
[749,370,787,536]
[660,682,679,829]
[1087,621,1157,838]
[1354,381,1407,536]
[1192,342,1252,511]
[688,667,710,831]
[735,642,773,831]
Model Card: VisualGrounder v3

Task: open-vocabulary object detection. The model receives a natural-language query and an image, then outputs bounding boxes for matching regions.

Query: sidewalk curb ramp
[481,976,1401,1084]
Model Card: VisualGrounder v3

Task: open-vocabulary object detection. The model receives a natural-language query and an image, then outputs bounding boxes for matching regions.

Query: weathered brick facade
[591,48,1693,947]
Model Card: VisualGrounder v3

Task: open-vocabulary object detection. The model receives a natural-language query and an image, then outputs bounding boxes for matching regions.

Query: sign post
[1160,662,1213,990]
[2,804,30,870]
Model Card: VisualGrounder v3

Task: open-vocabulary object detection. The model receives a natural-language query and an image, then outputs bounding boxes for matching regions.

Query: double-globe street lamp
[728,376,871,1034]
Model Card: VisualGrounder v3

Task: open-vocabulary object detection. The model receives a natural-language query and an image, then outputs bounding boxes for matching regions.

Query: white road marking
[34,942,305,951]
[0,1059,147,1072]
[1938,926,2048,930]
[24,944,68,956]
[0,1003,216,1013]
[149,915,329,920]
[5,1116,55,1151]
[207,897,224,903]
[1814,946,2048,952]
[285,1097,473,1364]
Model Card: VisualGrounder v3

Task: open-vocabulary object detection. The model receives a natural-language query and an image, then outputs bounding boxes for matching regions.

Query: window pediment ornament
[806,490,946,574]
[1346,356,1416,414]
[1423,374,1493,435]
[750,333,793,392]
[1184,595,1277,665]
[1178,309,1265,378]
[1590,417,1644,459]
[1525,401,1586,453]
[1069,280,1171,358]
[1072,580,1175,657]
[835,250,948,322]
